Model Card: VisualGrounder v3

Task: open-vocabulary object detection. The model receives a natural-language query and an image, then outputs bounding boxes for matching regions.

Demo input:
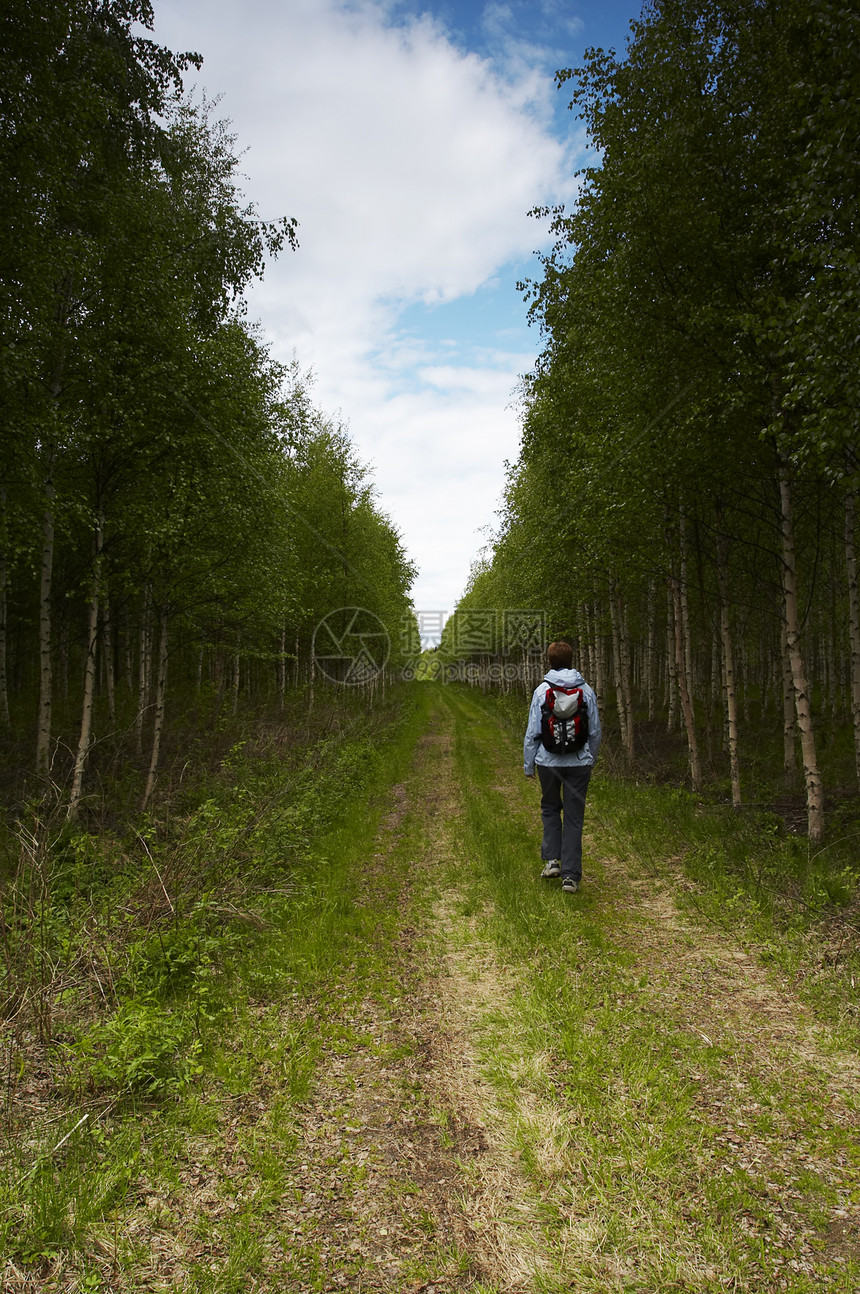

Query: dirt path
[262,701,552,1292]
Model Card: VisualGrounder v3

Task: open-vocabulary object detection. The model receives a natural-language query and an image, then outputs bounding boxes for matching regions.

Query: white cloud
[153,0,580,617]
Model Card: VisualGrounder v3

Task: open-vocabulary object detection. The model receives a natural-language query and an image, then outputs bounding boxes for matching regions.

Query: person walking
[523,640,601,894]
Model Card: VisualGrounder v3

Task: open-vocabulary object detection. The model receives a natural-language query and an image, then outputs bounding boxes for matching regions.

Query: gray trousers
[537,764,592,882]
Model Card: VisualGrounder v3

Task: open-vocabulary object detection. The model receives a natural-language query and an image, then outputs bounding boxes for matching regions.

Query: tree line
[0,0,416,816]
[439,0,859,842]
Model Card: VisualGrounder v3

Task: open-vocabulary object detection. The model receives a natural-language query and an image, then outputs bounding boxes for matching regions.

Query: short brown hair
[547,640,573,670]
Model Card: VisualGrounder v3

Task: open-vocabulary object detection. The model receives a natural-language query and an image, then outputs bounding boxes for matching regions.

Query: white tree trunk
[666,581,678,732]
[738,636,750,726]
[817,633,830,719]
[592,601,606,715]
[778,452,824,840]
[608,587,628,755]
[36,457,55,775]
[232,634,241,714]
[781,620,796,776]
[102,586,116,726]
[618,591,635,759]
[36,304,70,776]
[716,526,741,807]
[711,623,722,726]
[646,580,656,722]
[0,486,9,729]
[679,505,695,698]
[845,490,860,787]
[69,520,104,818]
[135,587,152,755]
[609,582,634,759]
[670,569,702,791]
[582,603,594,683]
[142,605,169,811]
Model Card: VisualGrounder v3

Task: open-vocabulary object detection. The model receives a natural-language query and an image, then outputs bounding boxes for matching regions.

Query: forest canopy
[440,0,860,842]
[0,0,417,815]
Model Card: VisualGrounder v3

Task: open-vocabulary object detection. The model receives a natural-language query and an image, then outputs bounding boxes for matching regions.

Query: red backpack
[540,684,589,754]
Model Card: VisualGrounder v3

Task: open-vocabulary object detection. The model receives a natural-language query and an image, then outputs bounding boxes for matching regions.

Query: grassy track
[4,682,860,1291]
[438,684,860,1290]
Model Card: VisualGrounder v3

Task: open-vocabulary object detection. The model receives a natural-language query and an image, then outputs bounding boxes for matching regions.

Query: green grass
[433,683,860,1292]
[0,683,431,1282]
[492,684,860,1046]
[4,679,859,1290]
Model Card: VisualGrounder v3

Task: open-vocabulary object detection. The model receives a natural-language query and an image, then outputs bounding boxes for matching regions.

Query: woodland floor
[4,686,860,1292]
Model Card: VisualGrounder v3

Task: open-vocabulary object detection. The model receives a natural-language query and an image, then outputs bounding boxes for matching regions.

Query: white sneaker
[540,860,561,879]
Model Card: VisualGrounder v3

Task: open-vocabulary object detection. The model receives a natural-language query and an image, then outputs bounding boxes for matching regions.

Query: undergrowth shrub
[0,683,419,1271]
[71,999,204,1097]
[1,685,413,1092]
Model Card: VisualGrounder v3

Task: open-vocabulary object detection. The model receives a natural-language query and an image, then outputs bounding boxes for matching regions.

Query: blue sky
[392,0,638,67]
[152,0,645,629]
[379,0,642,393]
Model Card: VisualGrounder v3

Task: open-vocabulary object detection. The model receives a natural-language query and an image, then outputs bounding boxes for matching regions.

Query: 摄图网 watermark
[312,608,547,685]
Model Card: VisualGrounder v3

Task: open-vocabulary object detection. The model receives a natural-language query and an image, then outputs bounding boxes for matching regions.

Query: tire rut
[279,697,549,1292]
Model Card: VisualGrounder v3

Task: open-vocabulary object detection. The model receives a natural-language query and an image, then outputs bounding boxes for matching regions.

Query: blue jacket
[523,668,601,775]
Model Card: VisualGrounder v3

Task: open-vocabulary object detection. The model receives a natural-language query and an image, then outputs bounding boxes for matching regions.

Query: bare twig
[14,1112,89,1188]
[134,828,175,916]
